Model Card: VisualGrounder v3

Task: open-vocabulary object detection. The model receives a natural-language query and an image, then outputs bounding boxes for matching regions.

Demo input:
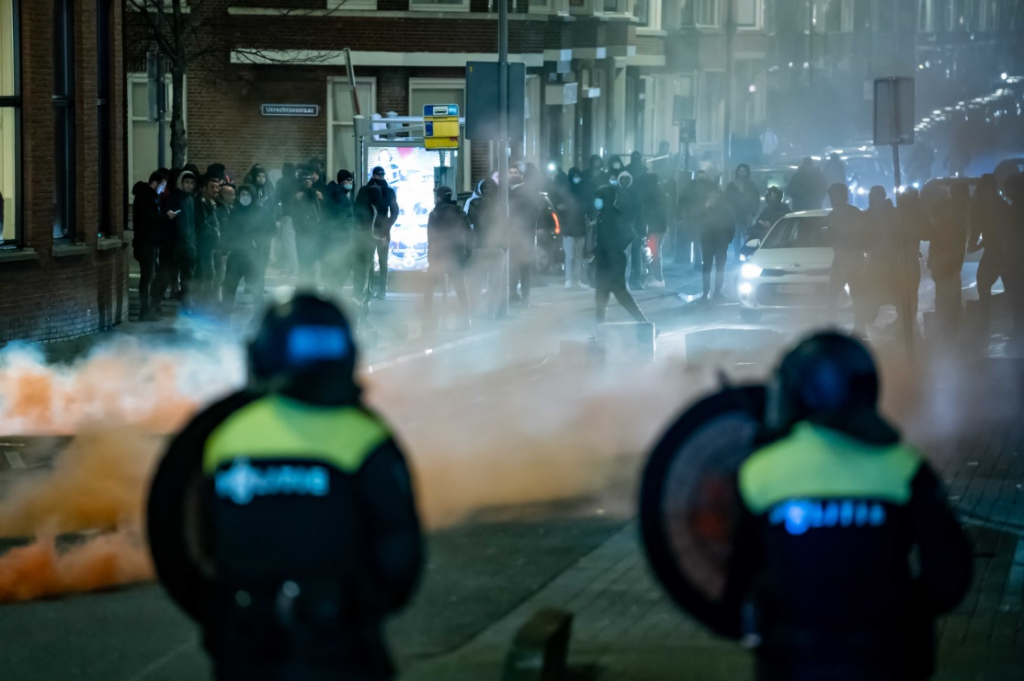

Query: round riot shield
[639,386,766,632]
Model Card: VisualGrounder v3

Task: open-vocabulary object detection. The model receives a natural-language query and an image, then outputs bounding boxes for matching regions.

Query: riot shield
[639,386,766,632]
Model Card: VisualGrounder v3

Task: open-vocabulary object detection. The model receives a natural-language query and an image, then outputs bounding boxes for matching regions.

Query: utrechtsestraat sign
[261,104,320,117]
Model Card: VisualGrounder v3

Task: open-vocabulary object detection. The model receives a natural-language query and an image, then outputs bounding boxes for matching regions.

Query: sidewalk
[403,408,1024,681]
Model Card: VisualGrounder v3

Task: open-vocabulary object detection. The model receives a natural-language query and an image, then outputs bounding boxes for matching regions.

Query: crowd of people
[131,150,1024,336]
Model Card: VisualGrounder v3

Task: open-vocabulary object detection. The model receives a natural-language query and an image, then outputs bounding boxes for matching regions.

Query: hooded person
[787,157,828,212]
[968,174,1011,317]
[627,150,646,179]
[465,178,507,318]
[364,166,400,298]
[322,169,358,291]
[423,186,473,332]
[615,170,647,290]
[588,185,649,325]
[222,184,274,315]
[639,172,669,286]
[607,155,626,185]
[697,187,735,301]
[583,154,607,192]
[557,168,592,289]
[132,170,169,321]
[927,181,971,334]
[507,175,543,307]
[752,186,790,242]
[247,164,276,207]
[152,169,198,312]
[350,183,384,320]
[285,169,324,284]
[195,174,225,304]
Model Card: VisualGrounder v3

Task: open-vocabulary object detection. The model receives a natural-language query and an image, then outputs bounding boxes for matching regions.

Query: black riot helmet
[765,186,783,203]
[248,292,359,406]
[766,332,898,445]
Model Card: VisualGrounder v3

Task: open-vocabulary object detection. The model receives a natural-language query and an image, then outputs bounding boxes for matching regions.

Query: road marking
[3,450,26,470]
[364,331,498,374]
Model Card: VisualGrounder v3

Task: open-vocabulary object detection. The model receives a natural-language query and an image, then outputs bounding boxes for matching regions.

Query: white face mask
[572,177,582,185]
[594,198,604,211]
[239,195,253,207]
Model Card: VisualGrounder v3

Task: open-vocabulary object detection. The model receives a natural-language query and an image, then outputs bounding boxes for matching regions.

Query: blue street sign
[424,104,459,118]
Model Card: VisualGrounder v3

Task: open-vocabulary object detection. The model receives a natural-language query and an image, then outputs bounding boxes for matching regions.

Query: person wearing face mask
[558,168,592,289]
[324,170,358,293]
[367,166,400,299]
[614,171,647,290]
[606,156,625,186]
[222,185,273,317]
[588,185,649,325]
[583,155,607,193]
[132,169,169,321]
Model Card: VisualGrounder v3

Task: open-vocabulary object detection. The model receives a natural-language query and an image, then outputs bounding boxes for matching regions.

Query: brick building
[125,0,681,193]
[0,0,128,344]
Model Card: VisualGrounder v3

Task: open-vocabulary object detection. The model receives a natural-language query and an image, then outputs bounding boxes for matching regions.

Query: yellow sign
[425,137,460,150]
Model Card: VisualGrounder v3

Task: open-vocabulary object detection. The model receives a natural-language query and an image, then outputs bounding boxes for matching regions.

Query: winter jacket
[699,203,735,247]
[927,198,970,277]
[225,203,274,253]
[196,196,222,251]
[132,182,163,251]
[163,172,197,255]
[286,191,322,240]
[427,201,472,270]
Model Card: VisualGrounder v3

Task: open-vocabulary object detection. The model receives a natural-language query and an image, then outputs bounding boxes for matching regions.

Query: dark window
[53,0,76,240]
[97,0,111,237]
[0,0,20,247]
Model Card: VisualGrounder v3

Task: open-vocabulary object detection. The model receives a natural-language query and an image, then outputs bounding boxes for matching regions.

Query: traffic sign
[424,104,459,117]
[678,119,697,144]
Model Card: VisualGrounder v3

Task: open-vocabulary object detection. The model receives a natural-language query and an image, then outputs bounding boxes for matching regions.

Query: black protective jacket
[132,182,163,251]
[427,201,472,270]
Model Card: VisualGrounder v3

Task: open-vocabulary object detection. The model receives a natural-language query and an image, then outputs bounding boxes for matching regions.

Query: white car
[737,210,847,322]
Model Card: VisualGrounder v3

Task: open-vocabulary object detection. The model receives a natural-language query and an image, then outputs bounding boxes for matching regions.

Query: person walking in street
[725,164,762,261]
[221,184,273,318]
[787,157,828,212]
[720,332,972,681]
[615,171,647,290]
[827,183,869,337]
[863,186,903,328]
[351,184,384,325]
[968,174,1011,320]
[751,186,789,243]
[215,183,236,295]
[698,187,735,302]
[897,186,931,324]
[367,166,400,299]
[508,178,542,307]
[132,169,168,321]
[423,186,472,332]
[589,185,649,325]
[195,175,223,306]
[678,170,717,270]
[640,173,669,287]
[559,168,591,289]
[1003,175,1024,335]
[466,178,507,318]
[286,169,324,285]
[148,293,424,681]
[927,181,971,335]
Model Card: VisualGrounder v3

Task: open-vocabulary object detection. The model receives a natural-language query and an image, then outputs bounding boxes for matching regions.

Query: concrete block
[594,322,656,360]
[502,609,574,681]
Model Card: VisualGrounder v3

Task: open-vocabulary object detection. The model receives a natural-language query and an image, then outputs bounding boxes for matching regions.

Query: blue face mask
[609,179,618,187]
[594,198,604,211]
[572,177,582,185]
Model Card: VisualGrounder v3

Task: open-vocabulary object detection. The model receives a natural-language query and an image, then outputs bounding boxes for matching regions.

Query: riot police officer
[148,293,423,681]
[722,332,972,681]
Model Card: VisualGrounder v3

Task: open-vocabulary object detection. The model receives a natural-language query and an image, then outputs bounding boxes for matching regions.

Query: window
[328,77,376,182]
[918,0,934,31]
[408,0,470,11]
[408,79,471,191]
[97,0,112,237]
[0,0,19,246]
[127,73,181,200]
[53,0,76,240]
[735,0,760,28]
[695,0,719,26]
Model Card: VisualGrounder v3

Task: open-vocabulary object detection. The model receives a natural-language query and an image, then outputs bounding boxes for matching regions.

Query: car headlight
[740,263,763,278]
[738,282,753,295]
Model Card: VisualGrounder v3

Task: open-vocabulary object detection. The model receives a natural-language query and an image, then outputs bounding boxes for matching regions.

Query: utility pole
[723,0,736,170]
[497,0,510,318]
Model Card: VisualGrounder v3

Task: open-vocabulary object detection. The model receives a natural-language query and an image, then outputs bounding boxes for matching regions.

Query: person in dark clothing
[787,157,828,212]
[147,293,423,681]
[367,166,400,299]
[898,187,931,324]
[627,150,646,179]
[751,186,789,243]
[614,171,647,289]
[508,180,542,306]
[323,169,358,292]
[927,181,971,334]
[558,168,592,289]
[827,183,869,336]
[863,186,904,324]
[1004,175,1024,334]
[277,163,298,207]
[286,170,324,284]
[678,171,718,269]
[725,164,762,261]
[720,332,972,681]
[194,175,224,305]
[423,186,472,332]
[247,164,275,208]
[583,154,607,192]
[968,174,1011,318]
[352,184,383,323]
[589,185,649,324]
[607,155,626,185]
[640,173,669,286]
[132,170,168,321]
[221,184,274,316]
[205,163,229,187]
[153,169,198,313]
[822,152,847,188]
[466,178,507,318]
[698,188,735,301]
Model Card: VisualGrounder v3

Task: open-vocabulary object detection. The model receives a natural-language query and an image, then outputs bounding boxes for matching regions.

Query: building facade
[0,0,128,344]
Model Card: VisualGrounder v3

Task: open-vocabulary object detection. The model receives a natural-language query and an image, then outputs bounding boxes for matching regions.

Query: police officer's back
[148,294,423,681]
[722,333,971,681]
